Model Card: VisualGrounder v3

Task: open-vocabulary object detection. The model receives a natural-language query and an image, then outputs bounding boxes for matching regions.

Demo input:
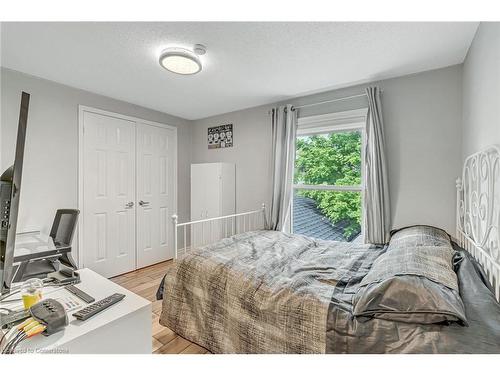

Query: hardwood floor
[110,261,209,354]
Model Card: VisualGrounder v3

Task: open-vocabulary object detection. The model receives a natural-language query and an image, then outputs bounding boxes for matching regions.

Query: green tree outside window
[294,131,362,240]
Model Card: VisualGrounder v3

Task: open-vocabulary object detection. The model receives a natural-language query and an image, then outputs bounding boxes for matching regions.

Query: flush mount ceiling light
[159,44,206,75]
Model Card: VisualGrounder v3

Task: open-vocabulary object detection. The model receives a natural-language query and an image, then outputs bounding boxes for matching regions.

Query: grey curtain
[364,87,391,244]
[269,104,297,231]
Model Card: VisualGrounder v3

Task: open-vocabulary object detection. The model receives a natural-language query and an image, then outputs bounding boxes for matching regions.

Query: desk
[1,268,151,354]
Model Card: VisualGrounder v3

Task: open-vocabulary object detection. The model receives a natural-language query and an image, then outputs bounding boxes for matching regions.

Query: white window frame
[292,108,368,239]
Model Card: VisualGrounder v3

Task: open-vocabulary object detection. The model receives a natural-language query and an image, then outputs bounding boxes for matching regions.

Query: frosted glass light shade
[159,48,202,75]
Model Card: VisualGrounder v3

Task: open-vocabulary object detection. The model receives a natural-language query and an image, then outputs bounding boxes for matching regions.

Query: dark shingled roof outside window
[293,195,361,242]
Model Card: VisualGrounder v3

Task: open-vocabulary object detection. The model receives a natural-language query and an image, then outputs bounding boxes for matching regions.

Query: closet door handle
[125,201,134,209]
[139,200,150,207]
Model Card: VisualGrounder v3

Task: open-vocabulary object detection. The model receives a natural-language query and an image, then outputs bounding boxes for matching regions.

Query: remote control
[72,293,125,321]
[65,285,95,304]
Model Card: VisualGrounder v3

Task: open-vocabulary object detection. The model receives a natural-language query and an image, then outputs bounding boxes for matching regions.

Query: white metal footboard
[171,204,268,259]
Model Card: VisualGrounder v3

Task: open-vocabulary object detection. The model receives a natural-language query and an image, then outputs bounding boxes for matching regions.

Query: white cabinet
[190,163,235,246]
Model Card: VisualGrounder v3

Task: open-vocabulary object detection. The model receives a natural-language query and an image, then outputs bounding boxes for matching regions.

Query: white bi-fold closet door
[136,123,174,269]
[80,108,176,278]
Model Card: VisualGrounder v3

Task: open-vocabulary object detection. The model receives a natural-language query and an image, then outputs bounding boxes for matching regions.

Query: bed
[157,146,500,354]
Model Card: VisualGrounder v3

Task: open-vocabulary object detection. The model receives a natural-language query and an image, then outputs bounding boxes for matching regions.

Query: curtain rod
[268,90,383,115]
[293,92,375,110]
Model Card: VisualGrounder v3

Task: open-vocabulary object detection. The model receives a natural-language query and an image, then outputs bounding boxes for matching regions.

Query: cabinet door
[203,163,221,219]
[190,163,222,248]
[190,164,207,221]
[201,164,222,244]
[83,111,136,278]
[136,123,176,268]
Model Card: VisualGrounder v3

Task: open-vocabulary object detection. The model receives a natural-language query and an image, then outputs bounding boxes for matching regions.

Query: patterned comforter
[158,230,500,353]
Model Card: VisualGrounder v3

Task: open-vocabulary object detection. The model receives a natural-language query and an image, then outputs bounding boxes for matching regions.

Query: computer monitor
[0,91,30,296]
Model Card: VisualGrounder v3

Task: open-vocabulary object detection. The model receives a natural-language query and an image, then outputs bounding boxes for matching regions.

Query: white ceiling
[1,22,478,120]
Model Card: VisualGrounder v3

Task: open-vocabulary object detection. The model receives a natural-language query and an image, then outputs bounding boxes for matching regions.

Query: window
[292,109,366,242]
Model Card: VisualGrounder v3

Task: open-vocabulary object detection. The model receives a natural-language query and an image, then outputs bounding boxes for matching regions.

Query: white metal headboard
[456,145,500,301]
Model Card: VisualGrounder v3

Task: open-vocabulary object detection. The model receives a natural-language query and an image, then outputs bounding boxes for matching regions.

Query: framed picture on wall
[208,124,233,149]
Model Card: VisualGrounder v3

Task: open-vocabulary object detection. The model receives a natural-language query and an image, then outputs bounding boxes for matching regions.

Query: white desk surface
[1,268,151,353]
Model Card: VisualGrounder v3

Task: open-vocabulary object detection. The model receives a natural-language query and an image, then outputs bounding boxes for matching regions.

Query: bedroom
[0,0,499,369]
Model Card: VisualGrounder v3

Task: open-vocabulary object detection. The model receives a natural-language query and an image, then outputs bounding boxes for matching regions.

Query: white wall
[192,65,463,234]
[462,23,500,159]
[0,68,191,245]
[191,106,271,214]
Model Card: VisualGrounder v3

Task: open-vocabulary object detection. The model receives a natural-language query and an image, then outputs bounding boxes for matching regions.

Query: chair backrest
[49,209,80,247]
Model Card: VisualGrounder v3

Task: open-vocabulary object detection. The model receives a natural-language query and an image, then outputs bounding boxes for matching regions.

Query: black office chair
[13,209,80,282]
[49,209,80,269]
[50,209,80,247]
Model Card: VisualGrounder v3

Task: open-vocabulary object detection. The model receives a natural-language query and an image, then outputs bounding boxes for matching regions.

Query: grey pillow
[389,225,451,247]
[353,227,468,325]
